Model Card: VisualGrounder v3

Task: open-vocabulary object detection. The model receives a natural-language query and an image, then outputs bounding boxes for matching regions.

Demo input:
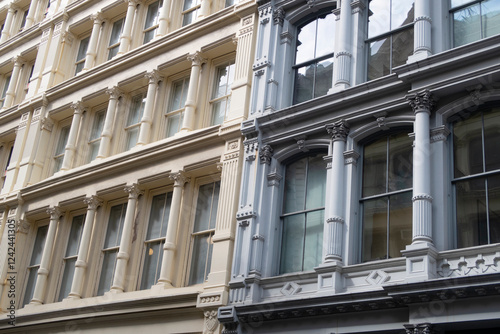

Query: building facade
[219,0,500,333]
[0,0,257,333]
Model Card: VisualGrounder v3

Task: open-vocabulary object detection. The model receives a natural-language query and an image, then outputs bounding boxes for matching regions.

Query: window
[165,76,189,137]
[360,132,412,262]
[140,192,172,290]
[58,214,84,301]
[87,109,106,162]
[182,0,201,26]
[19,10,28,31]
[225,0,236,7]
[367,0,414,81]
[144,0,162,44]
[53,125,70,173]
[1,143,13,189]
[23,224,48,306]
[108,18,124,60]
[280,154,326,274]
[293,11,335,105]
[451,0,500,47]
[75,36,90,75]
[188,181,220,285]
[0,75,11,108]
[97,203,127,295]
[210,61,235,125]
[452,106,500,248]
[124,93,146,150]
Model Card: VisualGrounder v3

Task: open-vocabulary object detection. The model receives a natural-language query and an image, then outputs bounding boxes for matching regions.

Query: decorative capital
[70,101,85,115]
[12,56,25,67]
[406,90,435,114]
[187,52,207,66]
[404,323,434,334]
[46,206,63,220]
[326,119,350,142]
[273,7,285,26]
[83,196,103,210]
[106,86,122,100]
[124,183,143,199]
[259,144,273,165]
[40,117,54,131]
[145,70,161,84]
[17,219,30,234]
[91,11,104,24]
[169,171,190,187]
[267,171,282,187]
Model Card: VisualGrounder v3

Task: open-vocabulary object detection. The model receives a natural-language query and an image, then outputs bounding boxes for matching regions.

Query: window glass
[182,0,201,26]
[125,93,146,150]
[59,215,85,301]
[0,76,11,108]
[144,0,163,43]
[225,0,236,7]
[108,18,124,60]
[53,125,70,173]
[166,77,189,137]
[452,0,500,47]
[75,36,90,75]
[88,110,106,162]
[23,225,48,306]
[210,62,235,125]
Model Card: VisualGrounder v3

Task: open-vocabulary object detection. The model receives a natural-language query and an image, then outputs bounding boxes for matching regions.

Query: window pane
[453,112,483,178]
[75,62,85,75]
[284,157,307,213]
[314,58,333,99]
[212,64,234,99]
[144,30,155,44]
[484,107,500,172]
[144,1,160,29]
[1,76,11,100]
[296,19,316,64]
[23,267,39,306]
[182,8,197,26]
[391,0,414,30]
[391,28,414,68]
[452,0,476,7]
[109,18,124,46]
[146,192,172,240]
[77,37,90,62]
[362,197,388,262]
[88,141,100,162]
[388,191,412,258]
[293,65,314,104]
[368,38,390,81]
[315,13,335,59]
[55,126,70,156]
[125,127,139,150]
[30,225,48,266]
[90,110,106,141]
[453,4,481,47]
[280,214,305,274]
[363,137,387,197]
[170,80,185,111]
[388,133,412,192]
[303,210,324,271]
[108,46,119,60]
[456,178,488,248]
[194,182,220,232]
[166,112,183,137]
[66,215,85,257]
[127,95,146,126]
[140,240,163,290]
[97,250,117,295]
[188,233,212,285]
[104,204,126,248]
[183,0,197,10]
[482,0,500,38]
[488,174,500,243]
[225,0,235,7]
[368,0,391,38]
[211,100,227,125]
[305,156,326,210]
[58,257,76,301]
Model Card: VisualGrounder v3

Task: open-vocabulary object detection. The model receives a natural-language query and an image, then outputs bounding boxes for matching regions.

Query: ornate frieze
[437,251,500,277]
[404,323,434,334]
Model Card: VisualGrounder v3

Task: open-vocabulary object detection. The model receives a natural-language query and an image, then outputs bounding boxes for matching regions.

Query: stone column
[24,0,40,28]
[60,102,85,171]
[137,70,160,146]
[156,0,172,37]
[331,0,352,92]
[0,4,17,43]
[180,52,205,132]
[157,171,189,286]
[198,0,212,19]
[97,87,121,159]
[111,184,142,293]
[83,12,103,71]
[408,0,432,62]
[118,0,139,55]
[2,56,24,109]
[31,207,62,305]
[68,196,102,299]
[323,120,349,262]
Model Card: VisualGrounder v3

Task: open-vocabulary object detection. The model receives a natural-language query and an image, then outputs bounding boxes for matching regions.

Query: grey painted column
[331,0,352,92]
[324,120,349,262]
[31,207,62,304]
[83,12,103,71]
[407,90,434,244]
[137,70,160,146]
[409,0,432,62]
[97,87,121,159]
[68,196,102,299]
[61,102,85,171]
[180,52,205,132]
[118,0,139,55]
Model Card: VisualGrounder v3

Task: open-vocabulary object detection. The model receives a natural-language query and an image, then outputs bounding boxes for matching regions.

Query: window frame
[74,35,90,75]
[182,0,202,27]
[52,120,72,174]
[107,16,125,61]
[208,56,236,126]
[123,90,147,151]
[143,0,163,44]
[0,74,12,108]
[86,107,107,163]
[1,141,14,190]
[164,73,190,138]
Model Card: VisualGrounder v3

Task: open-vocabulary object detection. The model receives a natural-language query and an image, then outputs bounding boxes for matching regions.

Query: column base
[407,50,432,63]
[401,242,438,283]
[315,261,344,294]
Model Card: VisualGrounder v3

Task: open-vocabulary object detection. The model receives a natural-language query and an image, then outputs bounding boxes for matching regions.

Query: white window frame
[143,0,163,44]
[74,35,90,75]
[52,120,71,174]
[1,141,14,190]
[0,74,12,108]
[86,107,107,163]
[123,91,147,151]
[182,0,202,26]
[107,16,125,61]
[208,56,235,126]
[164,73,190,138]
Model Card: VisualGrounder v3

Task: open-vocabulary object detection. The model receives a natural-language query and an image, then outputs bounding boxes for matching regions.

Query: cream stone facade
[0,0,257,333]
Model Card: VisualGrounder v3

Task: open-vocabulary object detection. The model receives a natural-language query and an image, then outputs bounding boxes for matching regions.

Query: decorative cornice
[267,172,282,187]
[326,119,350,142]
[430,125,450,143]
[344,150,360,166]
[407,90,435,114]
[404,323,434,334]
[259,144,273,165]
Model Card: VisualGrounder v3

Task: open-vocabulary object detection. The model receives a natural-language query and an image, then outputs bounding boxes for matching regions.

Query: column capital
[7,3,19,11]
[326,119,350,142]
[125,0,141,6]
[145,70,161,84]
[169,171,190,187]
[407,90,435,114]
[187,52,207,66]
[106,86,122,99]
[70,101,86,115]
[83,196,103,210]
[12,56,26,66]
[124,183,143,199]
[91,11,104,24]
[46,206,63,220]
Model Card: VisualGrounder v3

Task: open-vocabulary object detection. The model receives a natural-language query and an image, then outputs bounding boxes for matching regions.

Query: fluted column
[0,4,17,43]
[198,0,212,19]
[158,172,189,286]
[31,207,62,305]
[323,120,349,262]
[111,184,142,293]
[118,0,139,55]
[60,102,85,171]
[331,0,352,92]
[180,52,205,132]
[409,0,432,62]
[24,0,40,28]
[83,12,103,71]
[97,87,121,159]
[156,0,172,37]
[68,196,102,299]
[137,70,160,146]
[2,56,24,109]
[407,90,434,244]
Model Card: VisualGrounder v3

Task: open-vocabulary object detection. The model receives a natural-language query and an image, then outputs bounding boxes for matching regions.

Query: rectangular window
[23,225,48,306]
[58,214,85,301]
[19,10,29,31]
[144,0,163,44]
[165,76,189,137]
[108,18,124,60]
[452,0,500,47]
[0,75,11,108]
[188,181,220,285]
[182,0,201,26]
[125,93,146,150]
[97,203,127,295]
[225,0,236,7]
[1,144,13,189]
[210,61,235,126]
[87,109,106,162]
[53,125,70,173]
[75,36,90,75]
[140,192,172,290]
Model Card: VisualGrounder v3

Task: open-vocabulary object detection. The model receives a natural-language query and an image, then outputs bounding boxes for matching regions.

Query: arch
[272,139,330,164]
[285,0,338,25]
[349,115,415,144]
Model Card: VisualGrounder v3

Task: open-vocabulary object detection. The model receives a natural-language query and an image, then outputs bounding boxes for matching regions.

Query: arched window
[360,131,412,262]
[293,11,336,104]
[280,153,326,274]
[452,105,500,248]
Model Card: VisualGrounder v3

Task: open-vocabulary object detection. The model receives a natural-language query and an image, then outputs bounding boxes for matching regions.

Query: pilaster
[330,0,352,92]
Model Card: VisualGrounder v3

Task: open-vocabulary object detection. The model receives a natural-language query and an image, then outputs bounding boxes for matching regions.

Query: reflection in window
[59,215,85,301]
[108,18,124,60]
[75,36,90,75]
[293,11,335,104]
[53,125,70,173]
[452,0,500,47]
[453,106,500,248]
[144,0,163,44]
[210,62,235,125]
[361,132,412,262]
[182,0,201,26]
[88,109,106,162]
[280,154,326,274]
[125,93,146,150]
[23,225,48,306]
[367,0,414,81]
[166,77,189,137]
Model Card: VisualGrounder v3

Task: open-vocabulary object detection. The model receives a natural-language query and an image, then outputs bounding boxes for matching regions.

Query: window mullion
[301,158,310,271]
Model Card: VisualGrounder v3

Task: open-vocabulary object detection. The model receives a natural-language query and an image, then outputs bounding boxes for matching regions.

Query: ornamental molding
[412,193,433,202]
[267,171,282,187]
[437,252,500,277]
[204,310,219,334]
[253,59,271,76]
[169,171,190,187]
[430,125,450,143]
[83,196,103,210]
[236,210,256,220]
[306,0,316,9]
[106,86,122,99]
[351,0,366,14]
[376,116,389,130]
[187,51,206,66]
[326,119,350,142]
[404,323,434,334]
[145,70,161,84]
[281,281,301,296]
[414,15,432,23]
[407,90,435,114]
[124,183,143,199]
[70,101,86,115]
[344,150,360,166]
[259,144,273,165]
[366,270,390,285]
[280,31,294,45]
[46,206,63,219]
[252,234,265,241]
[273,7,285,26]
[17,219,30,234]
[336,51,352,58]
[91,11,104,23]
[323,155,332,169]
[327,216,345,224]
[18,112,30,129]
